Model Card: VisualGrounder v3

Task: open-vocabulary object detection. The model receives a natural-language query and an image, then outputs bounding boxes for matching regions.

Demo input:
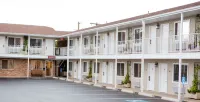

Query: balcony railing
[83,44,101,55]
[169,33,200,52]
[7,45,27,55]
[29,46,44,55]
[118,39,142,54]
[143,37,161,54]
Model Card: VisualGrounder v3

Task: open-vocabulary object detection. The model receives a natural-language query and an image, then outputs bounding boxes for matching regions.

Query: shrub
[188,66,200,94]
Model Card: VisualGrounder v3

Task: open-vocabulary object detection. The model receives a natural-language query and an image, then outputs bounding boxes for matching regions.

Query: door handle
[103,72,104,76]
[150,40,151,44]
[149,76,150,81]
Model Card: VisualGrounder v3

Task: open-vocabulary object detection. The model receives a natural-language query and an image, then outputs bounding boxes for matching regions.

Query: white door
[147,63,155,91]
[159,63,168,93]
[131,63,134,88]
[45,39,54,55]
[102,62,107,83]
[148,26,157,53]
[161,24,169,53]
[0,36,5,54]
[108,62,114,84]
[108,32,115,54]
[103,34,108,54]
[78,61,81,80]
[74,62,77,79]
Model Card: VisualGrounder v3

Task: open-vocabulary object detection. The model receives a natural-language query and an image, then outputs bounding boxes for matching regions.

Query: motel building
[1,1,200,102]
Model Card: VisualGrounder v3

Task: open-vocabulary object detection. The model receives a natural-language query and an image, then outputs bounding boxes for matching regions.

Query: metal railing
[118,39,142,54]
[55,47,67,56]
[7,45,27,55]
[29,46,44,55]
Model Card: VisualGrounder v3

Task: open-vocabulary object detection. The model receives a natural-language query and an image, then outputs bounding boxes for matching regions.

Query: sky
[0,0,199,31]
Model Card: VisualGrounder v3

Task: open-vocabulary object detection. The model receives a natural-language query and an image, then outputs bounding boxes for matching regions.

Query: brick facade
[0,59,27,78]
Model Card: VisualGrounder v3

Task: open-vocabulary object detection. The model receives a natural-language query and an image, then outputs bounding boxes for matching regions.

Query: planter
[123,83,131,88]
[188,93,200,99]
[87,78,92,82]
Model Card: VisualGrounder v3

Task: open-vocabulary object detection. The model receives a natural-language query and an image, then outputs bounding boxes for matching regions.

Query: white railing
[55,47,67,56]
[169,33,200,52]
[118,39,142,54]
[29,46,44,55]
[7,45,27,55]
[143,37,161,54]
[69,46,75,56]
[83,44,101,55]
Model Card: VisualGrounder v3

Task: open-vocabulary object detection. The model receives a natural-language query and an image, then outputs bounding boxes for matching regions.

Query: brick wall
[0,59,27,78]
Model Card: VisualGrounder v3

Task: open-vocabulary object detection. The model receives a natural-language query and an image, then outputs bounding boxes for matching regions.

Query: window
[69,62,73,71]
[118,32,125,42]
[8,37,21,46]
[134,63,141,78]
[83,37,89,46]
[94,36,100,47]
[117,63,124,76]
[30,39,42,47]
[83,62,87,72]
[0,60,13,69]
[94,63,100,73]
[173,64,188,82]
[69,40,73,46]
[134,28,142,42]
[174,20,190,40]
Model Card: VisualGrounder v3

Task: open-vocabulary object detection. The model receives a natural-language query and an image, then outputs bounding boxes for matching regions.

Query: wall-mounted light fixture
[156,23,160,29]
[106,61,109,65]
[155,62,158,67]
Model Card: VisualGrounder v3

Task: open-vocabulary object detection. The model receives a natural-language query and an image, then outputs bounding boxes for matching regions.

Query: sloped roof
[0,23,70,35]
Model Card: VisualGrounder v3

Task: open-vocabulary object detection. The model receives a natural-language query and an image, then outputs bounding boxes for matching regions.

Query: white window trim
[30,38,43,47]
[133,28,142,40]
[173,19,190,35]
[0,60,12,70]
[69,39,74,47]
[133,62,141,78]
[117,62,125,76]
[93,62,100,74]
[83,61,88,73]
[118,31,126,42]
[172,63,189,84]
[69,61,73,72]
[7,36,23,46]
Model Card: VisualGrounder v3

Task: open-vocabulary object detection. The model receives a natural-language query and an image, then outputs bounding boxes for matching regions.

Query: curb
[138,92,154,97]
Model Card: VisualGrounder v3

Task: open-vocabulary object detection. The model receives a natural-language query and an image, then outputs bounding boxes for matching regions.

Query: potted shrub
[121,62,131,88]
[187,66,200,99]
[86,61,92,82]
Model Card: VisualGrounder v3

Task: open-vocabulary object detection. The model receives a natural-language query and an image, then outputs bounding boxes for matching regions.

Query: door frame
[161,23,169,53]
[148,26,157,53]
[102,62,107,83]
[131,62,141,88]
[159,63,168,93]
[108,62,114,84]
[147,63,155,91]
[45,60,53,77]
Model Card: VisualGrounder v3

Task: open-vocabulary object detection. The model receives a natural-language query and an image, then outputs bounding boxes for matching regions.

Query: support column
[114,27,118,89]
[178,12,184,102]
[27,35,30,78]
[67,36,70,80]
[141,20,145,92]
[95,31,98,85]
[80,34,83,81]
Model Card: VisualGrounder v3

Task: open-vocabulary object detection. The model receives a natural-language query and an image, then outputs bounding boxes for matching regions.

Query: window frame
[133,62,141,78]
[133,28,142,40]
[0,60,14,70]
[117,62,125,76]
[30,38,43,47]
[83,61,88,73]
[83,36,89,46]
[118,31,126,42]
[69,39,74,47]
[94,35,100,47]
[69,61,73,71]
[7,37,22,47]
[174,20,190,40]
[172,63,189,84]
[94,62,100,74]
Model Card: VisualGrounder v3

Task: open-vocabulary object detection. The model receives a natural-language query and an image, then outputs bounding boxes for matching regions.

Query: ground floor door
[73,61,77,79]
[46,60,53,77]
[159,63,168,93]
[147,63,155,90]
[108,62,114,84]
[102,62,107,83]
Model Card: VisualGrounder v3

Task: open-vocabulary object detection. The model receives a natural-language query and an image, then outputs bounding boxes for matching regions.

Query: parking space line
[70,94,129,96]
[91,98,161,100]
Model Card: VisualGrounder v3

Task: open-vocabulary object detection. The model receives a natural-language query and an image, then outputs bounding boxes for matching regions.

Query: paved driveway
[0,78,170,102]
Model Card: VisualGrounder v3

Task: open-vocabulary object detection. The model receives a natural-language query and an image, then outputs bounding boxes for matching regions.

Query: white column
[141,20,145,92]
[114,27,118,89]
[178,13,184,102]
[80,34,83,81]
[67,36,70,80]
[95,31,98,85]
[27,35,30,78]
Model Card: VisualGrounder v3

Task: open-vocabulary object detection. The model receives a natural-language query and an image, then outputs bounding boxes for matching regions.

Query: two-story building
[1,1,200,101]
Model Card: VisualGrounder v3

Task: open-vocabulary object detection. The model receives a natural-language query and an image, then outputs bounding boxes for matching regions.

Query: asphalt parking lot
[0,78,170,102]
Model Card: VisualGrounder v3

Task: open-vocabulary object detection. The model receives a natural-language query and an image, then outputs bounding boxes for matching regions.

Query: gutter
[0,32,61,38]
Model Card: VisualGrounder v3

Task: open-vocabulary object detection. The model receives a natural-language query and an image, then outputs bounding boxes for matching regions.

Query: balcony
[118,39,142,54]
[7,45,28,55]
[83,44,101,55]
[169,33,200,53]
[55,47,67,56]
[29,46,44,55]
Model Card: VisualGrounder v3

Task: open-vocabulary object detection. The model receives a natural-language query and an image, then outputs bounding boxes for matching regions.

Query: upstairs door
[108,32,115,55]
[45,39,54,55]
[148,26,157,53]
[0,36,5,54]
[103,33,108,54]
[161,24,169,53]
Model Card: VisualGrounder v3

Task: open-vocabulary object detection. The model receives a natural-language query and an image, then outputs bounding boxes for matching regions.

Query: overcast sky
[0,0,199,31]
